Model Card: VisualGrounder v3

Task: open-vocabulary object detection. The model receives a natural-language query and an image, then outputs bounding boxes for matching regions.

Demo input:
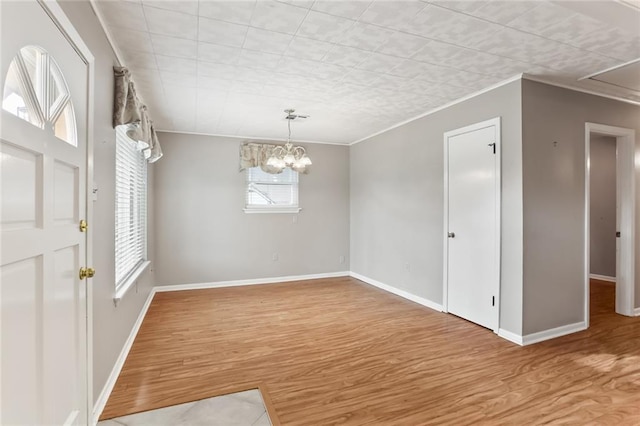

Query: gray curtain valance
[148,124,163,163]
[239,142,309,175]
[113,66,162,163]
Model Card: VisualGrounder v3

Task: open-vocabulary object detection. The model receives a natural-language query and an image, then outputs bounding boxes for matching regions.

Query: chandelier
[266,109,312,172]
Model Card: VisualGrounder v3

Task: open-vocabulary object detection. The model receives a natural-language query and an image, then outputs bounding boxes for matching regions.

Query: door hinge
[488,143,496,154]
[492,296,495,306]
[616,231,621,238]
[79,219,88,232]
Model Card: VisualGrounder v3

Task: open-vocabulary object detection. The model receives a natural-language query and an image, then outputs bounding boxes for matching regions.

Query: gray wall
[589,135,617,278]
[522,80,640,334]
[350,80,524,335]
[58,1,156,404]
[154,133,350,285]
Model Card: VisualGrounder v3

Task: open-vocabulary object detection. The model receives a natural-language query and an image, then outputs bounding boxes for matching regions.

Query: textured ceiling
[94,0,640,144]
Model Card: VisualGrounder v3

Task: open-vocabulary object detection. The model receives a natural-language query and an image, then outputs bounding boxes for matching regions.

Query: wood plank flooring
[101,277,640,425]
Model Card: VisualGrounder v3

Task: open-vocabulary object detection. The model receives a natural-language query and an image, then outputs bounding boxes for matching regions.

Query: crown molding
[350,72,640,146]
[349,73,523,146]
[155,129,350,146]
[88,0,125,66]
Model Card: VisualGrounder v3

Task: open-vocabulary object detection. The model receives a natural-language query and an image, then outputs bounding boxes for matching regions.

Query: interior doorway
[585,123,636,325]
[589,133,618,318]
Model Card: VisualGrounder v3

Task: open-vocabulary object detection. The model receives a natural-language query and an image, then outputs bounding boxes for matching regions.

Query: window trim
[243,207,302,214]
[114,125,148,303]
[114,260,150,303]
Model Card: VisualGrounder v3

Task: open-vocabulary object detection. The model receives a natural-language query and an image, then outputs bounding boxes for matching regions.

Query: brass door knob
[79,267,95,280]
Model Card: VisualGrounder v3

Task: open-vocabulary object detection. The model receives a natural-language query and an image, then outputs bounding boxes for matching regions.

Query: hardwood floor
[101,277,640,425]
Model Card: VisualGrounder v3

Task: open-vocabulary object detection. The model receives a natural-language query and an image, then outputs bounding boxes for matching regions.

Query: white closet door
[445,118,500,331]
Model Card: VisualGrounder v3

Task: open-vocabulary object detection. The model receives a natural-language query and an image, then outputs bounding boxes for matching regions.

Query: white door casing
[616,139,622,296]
[585,123,636,321]
[1,1,94,424]
[443,117,501,332]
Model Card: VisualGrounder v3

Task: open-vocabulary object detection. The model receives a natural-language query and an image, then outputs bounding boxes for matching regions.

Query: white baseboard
[155,271,350,292]
[589,274,616,283]
[634,307,640,317]
[92,289,157,425]
[499,322,587,347]
[522,321,587,346]
[349,271,443,312]
[498,329,524,346]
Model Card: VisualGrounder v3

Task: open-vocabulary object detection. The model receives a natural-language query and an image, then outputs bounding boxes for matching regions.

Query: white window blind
[245,167,299,212]
[115,125,147,291]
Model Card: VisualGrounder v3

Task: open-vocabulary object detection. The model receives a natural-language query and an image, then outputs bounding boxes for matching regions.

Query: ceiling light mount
[266,109,312,173]
[284,108,309,121]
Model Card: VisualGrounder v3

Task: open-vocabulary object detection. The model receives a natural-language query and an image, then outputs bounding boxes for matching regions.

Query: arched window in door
[2,45,77,146]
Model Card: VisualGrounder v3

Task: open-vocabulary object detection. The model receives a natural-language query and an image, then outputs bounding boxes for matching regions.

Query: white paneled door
[444,118,501,331]
[1,1,89,425]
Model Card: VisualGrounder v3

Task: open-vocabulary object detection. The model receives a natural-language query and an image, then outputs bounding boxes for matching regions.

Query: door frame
[37,0,96,422]
[584,122,636,323]
[443,117,502,332]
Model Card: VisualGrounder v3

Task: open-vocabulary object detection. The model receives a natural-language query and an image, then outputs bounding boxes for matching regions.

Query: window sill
[244,207,301,214]
[114,260,151,306]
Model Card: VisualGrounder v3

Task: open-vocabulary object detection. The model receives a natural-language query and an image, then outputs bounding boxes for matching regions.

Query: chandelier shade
[266,109,312,173]
[266,143,312,172]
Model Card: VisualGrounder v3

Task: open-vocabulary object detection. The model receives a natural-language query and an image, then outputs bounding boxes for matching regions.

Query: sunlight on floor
[574,353,621,373]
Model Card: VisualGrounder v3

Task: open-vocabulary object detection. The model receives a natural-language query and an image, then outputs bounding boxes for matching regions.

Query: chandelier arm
[293,146,305,159]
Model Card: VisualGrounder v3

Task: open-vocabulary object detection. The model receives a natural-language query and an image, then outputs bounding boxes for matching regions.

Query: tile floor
[98,389,271,426]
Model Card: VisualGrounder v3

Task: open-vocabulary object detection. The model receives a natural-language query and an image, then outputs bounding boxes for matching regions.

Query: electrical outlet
[339,255,345,264]
[272,253,279,261]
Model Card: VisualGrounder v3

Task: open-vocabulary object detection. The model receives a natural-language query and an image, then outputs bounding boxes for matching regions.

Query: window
[2,45,77,145]
[245,167,300,213]
[115,125,148,298]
